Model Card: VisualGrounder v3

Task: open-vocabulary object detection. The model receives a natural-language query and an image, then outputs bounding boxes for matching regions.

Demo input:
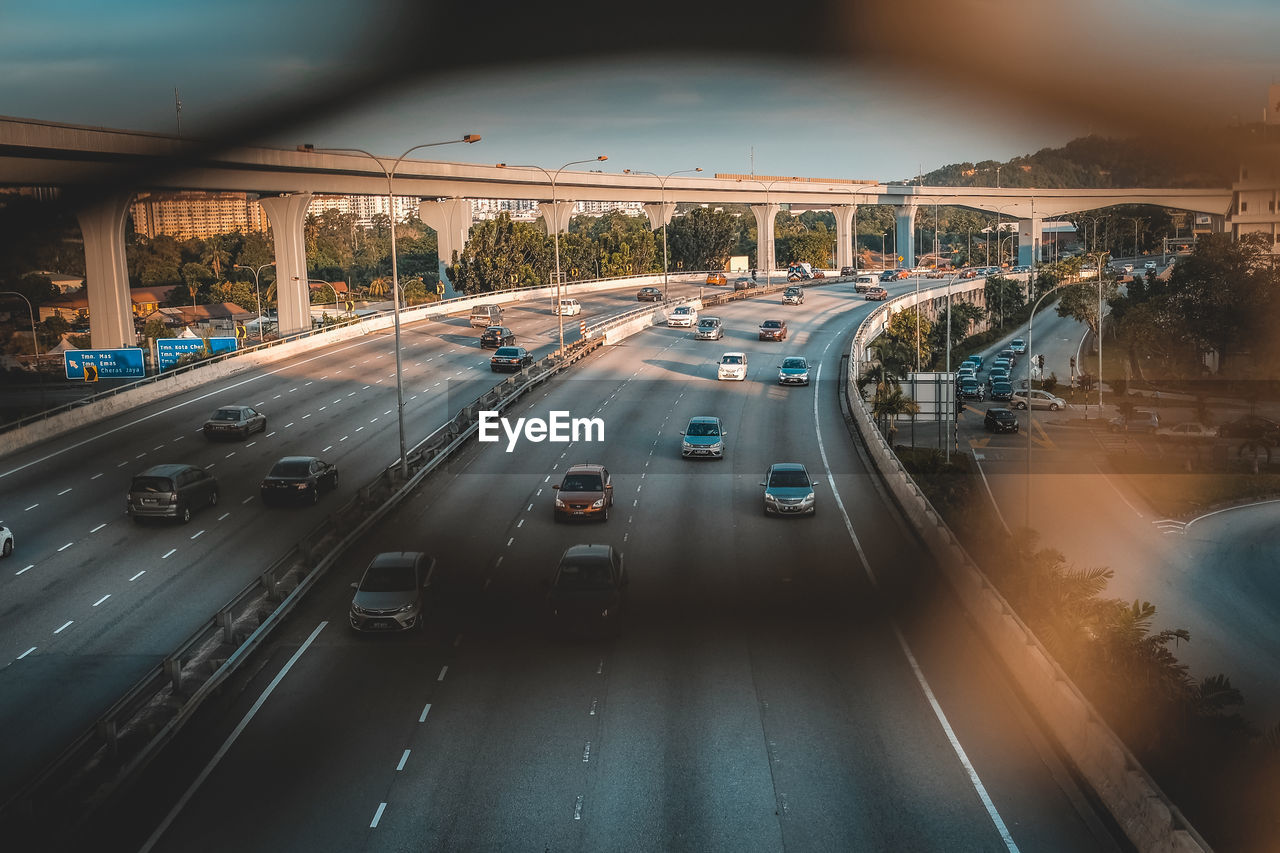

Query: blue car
[680,416,727,459]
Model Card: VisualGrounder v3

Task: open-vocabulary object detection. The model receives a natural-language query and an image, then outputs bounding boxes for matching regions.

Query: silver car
[695,317,724,340]
[1010,389,1066,411]
[0,524,13,558]
[349,552,434,632]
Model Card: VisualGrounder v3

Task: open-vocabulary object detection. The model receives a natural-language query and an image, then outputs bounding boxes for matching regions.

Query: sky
[2,0,1277,184]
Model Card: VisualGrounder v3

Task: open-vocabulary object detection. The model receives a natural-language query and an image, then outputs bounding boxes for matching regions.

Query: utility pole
[174,88,182,135]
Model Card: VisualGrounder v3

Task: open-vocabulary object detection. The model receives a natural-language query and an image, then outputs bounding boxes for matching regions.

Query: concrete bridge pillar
[419,198,473,298]
[750,204,780,278]
[833,205,856,269]
[77,192,135,348]
[540,201,576,237]
[894,204,917,269]
[258,193,313,337]
[641,203,675,231]
[1017,214,1043,266]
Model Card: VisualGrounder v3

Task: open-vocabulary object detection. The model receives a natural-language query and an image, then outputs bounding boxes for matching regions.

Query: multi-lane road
[0,278,716,807]
[65,278,1121,851]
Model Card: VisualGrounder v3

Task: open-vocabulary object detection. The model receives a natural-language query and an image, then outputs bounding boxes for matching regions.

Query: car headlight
[397,603,417,613]
[601,608,610,618]
[804,492,815,502]
[591,498,604,509]
[555,498,565,508]
[351,603,368,615]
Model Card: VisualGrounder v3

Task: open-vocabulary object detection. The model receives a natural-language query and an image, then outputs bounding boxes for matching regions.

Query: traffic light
[84,364,98,382]
[1037,354,1045,370]
[1069,355,1075,372]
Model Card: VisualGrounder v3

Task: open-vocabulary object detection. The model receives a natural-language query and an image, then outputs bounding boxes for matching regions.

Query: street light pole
[1088,250,1109,415]
[1024,279,1076,529]
[305,135,481,478]
[233,262,274,342]
[498,157,608,353]
[0,290,40,361]
[625,167,702,301]
[943,271,961,463]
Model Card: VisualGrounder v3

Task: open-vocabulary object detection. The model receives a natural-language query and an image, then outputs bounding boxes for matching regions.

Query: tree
[871,387,920,441]
[879,308,933,373]
[402,277,433,306]
[180,262,212,307]
[984,275,1026,327]
[143,316,174,342]
[38,315,70,350]
[667,207,739,271]
[1057,278,1120,340]
[448,213,550,293]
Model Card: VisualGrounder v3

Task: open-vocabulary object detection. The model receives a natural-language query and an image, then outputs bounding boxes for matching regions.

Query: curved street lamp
[496,157,608,354]
[303,134,482,478]
[233,262,274,341]
[1023,278,1083,529]
[623,167,702,300]
[0,290,40,361]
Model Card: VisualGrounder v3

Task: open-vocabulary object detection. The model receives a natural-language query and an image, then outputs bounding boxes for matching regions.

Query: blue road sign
[156,336,238,370]
[63,348,146,380]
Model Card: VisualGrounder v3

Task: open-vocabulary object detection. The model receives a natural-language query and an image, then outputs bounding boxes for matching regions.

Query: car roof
[986,407,1013,414]
[136,463,199,477]
[275,455,318,464]
[214,404,250,411]
[761,319,783,324]
[561,544,615,560]
[688,415,721,424]
[722,351,745,357]
[768,462,808,473]
[368,551,424,568]
[565,462,607,474]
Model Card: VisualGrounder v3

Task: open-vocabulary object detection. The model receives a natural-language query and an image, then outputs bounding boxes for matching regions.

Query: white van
[469,304,503,328]
[553,298,581,316]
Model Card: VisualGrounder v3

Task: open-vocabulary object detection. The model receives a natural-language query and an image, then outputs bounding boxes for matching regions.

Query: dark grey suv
[349,552,434,632]
[126,464,219,523]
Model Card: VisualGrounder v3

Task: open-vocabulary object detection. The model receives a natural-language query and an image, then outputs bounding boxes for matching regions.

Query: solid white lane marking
[1185,497,1280,531]
[57,542,72,552]
[419,703,432,722]
[57,488,72,496]
[971,454,1013,537]
[91,523,107,533]
[129,571,146,581]
[1093,463,1145,519]
[17,647,36,660]
[54,620,73,634]
[396,749,411,771]
[162,549,176,559]
[811,361,1020,852]
[138,622,329,853]
[437,665,448,682]
[93,594,110,607]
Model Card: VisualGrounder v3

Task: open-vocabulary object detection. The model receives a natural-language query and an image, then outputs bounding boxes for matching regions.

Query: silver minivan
[469,304,503,328]
[126,463,219,524]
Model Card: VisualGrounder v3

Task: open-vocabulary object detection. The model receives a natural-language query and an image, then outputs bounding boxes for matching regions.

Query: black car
[1217,414,1280,442]
[959,378,985,401]
[989,381,1014,401]
[260,456,339,505]
[479,326,515,348]
[758,319,788,341]
[840,266,856,277]
[490,346,533,372]
[545,544,628,635]
[879,270,897,282]
[202,405,267,440]
[984,407,1019,433]
[636,287,663,302]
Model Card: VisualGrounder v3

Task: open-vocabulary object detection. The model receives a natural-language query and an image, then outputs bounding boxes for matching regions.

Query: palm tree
[858,362,899,406]
[872,387,919,441]
[367,276,390,298]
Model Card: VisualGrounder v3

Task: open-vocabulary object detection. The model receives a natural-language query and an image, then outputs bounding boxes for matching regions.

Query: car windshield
[555,556,616,589]
[560,474,603,492]
[687,421,720,437]
[721,355,742,365]
[494,347,520,356]
[674,307,692,314]
[769,468,811,488]
[698,319,716,327]
[269,460,312,477]
[360,562,416,592]
[211,408,242,421]
[781,358,807,369]
[786,288,800,295]
[762,321,782,328]
[131,476,173,493]
[993,383,1013,391]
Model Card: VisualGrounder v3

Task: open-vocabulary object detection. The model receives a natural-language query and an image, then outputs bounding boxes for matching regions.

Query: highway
[0,277,719,806]
[77,279,1121,852]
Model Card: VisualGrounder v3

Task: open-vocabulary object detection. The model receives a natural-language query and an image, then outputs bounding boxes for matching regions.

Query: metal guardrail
[0,336,605,845]
[0,268,839,845]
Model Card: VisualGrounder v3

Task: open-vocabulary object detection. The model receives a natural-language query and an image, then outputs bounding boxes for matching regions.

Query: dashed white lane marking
[527,503,533,511]
[582,741,592,762]
[218,512,230,521]
[54,620,73,634]
[246,441,257,448]
[90,473,103,480]
[255,401,266,407]
[348,391,357,396]
[135,453,146,459]
[17,647,36,660]
[396,749,411,771]
[162,549,176,559]
[574,795,584,821]
[302,414,311,420]
[334,399,342,404]
[362,384,371,390]
[225,452,236,459]
[589,698,598,715]
[117,461,128,467]
[57,542,72,552]
[174,435,185,442]
[369,418,378,424]
[305,381,313,386]
[129,570,146,581]
[506,537,514,547]
[322,445,333,453]
[340,435,349,442]
[384,410,392,416]
[93,594,110,607]
[265,431,276,438]
[288,387,297,393]
[285,422,295,428]
[419,703,432,722]
[152,444,164,451]
[90,523,107,533]
[17,564,34,575]
[138,622,329,853]
[517,519,524,528]
[356,427,365,432]
[242,497,253,504]
[57,488,72,496]
[190,530,204,540]
[437,665,449,682]
[273,394,282,399]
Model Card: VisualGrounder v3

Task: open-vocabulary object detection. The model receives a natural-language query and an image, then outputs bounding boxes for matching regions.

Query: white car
[1143,260,1157,270]
[717,351,747,380]
[0,524,13,558]
[1010,389,1066,411]
[1009,337,1027,355]
[667,305,697,327]
[553,298,581,316]
[1156,422,1217,442]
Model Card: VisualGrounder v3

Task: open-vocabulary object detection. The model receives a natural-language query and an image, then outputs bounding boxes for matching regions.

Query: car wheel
[1049,403,1061,411]
[601,505,609,522]
[331,471,339,489]
[1015,401,1027,410]
[180,506,192,524]
[310,488,319,505]
[2,539,12,557]
[209,489,219,507]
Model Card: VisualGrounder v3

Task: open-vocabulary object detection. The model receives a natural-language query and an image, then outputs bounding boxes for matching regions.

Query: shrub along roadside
[894,445,1280,852]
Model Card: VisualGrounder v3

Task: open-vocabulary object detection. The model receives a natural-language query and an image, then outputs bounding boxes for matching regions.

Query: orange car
[553,463,614,522]
[811,269,826,279]
[706,272,727,286]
